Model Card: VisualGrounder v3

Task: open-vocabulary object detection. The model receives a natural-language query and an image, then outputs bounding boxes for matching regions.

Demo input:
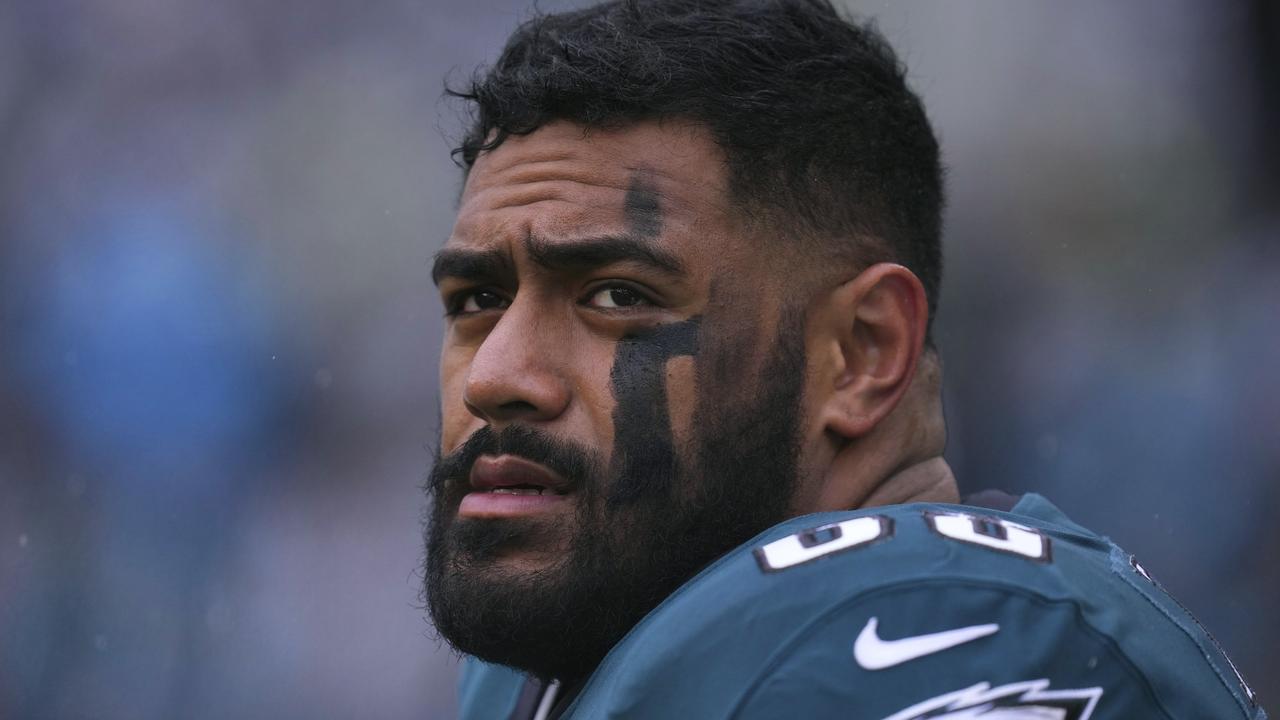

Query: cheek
[664,355,698,449]
[575,341,623,458]
[438,346,474,454]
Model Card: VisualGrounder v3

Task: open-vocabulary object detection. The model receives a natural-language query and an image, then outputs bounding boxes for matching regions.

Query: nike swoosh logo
[853,617,999,671]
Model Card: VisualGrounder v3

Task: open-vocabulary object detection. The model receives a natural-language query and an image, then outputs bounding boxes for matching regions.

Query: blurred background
[0,0,1275,717]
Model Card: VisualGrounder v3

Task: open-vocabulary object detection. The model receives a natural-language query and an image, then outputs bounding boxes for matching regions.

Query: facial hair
[423,309,806,684]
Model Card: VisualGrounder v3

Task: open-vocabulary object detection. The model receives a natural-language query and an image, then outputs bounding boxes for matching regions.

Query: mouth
[458,454,573,518]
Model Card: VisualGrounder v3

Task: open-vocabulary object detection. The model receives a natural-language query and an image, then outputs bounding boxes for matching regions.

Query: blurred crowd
[0,1,1275,718]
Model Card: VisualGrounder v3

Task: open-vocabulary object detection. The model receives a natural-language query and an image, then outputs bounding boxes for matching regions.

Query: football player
[423,0,1266,717]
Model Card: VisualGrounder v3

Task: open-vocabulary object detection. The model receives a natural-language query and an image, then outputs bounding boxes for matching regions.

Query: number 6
[926,511,1051,562]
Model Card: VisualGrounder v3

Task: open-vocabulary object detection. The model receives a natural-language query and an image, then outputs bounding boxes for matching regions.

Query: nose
[462,300,572,426]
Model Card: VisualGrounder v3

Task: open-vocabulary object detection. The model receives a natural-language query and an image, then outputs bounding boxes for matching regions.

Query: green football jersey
[457,494,1264,719]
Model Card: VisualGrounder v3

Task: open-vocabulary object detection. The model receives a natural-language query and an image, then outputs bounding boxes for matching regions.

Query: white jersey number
[926,511,1051,562]
[754,516,893,572]
[755,511,1052,573]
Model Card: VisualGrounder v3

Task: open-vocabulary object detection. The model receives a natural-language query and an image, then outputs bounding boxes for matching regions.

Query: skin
[434,118,957,581]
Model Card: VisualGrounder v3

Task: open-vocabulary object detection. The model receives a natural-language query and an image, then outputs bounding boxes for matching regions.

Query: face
[424,121,811,682]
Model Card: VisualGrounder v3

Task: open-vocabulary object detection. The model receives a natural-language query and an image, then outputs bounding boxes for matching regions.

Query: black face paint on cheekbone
[607,317,700,506]
[624,172,663,239]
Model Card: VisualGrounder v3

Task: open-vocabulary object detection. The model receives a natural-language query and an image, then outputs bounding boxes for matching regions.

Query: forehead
[449,120,735,251]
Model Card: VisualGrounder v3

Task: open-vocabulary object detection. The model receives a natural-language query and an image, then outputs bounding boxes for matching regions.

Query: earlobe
[818,263,928,439]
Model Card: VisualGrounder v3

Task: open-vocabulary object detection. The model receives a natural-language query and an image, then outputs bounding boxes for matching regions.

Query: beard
[424,311,806,683]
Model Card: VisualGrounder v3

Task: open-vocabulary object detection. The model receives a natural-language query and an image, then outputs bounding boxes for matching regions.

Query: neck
[860,456,958,508]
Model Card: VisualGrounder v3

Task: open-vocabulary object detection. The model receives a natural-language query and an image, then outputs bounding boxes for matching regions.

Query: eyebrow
[431,247,513,286]
[432,233,685,286]
[524,233,685,276]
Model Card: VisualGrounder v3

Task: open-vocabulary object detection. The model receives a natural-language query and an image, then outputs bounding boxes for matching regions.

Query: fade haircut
[450,0,944,337]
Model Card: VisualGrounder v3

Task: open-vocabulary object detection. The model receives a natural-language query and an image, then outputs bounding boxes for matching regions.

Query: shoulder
[563,496,1264,720]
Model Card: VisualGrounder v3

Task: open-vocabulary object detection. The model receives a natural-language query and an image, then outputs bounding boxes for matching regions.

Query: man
[423,0,1265,718]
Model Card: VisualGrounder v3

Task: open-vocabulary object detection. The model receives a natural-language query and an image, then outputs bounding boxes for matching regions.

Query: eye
[585,285,653,310]
[452,289,510,315]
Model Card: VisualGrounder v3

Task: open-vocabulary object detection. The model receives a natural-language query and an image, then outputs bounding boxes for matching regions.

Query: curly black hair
[450,0,944,335]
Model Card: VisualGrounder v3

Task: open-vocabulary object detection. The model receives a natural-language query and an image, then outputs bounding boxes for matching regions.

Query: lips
[458,454,572,518]
[470,454,570,494]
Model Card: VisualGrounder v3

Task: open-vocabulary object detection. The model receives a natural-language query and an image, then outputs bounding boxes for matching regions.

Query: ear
[814,263,928,439]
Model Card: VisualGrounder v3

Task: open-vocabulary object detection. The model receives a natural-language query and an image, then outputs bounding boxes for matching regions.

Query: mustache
[428,424,601,496]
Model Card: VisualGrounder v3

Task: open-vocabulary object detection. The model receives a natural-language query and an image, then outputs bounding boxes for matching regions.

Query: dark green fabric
[456,494,1264,720]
